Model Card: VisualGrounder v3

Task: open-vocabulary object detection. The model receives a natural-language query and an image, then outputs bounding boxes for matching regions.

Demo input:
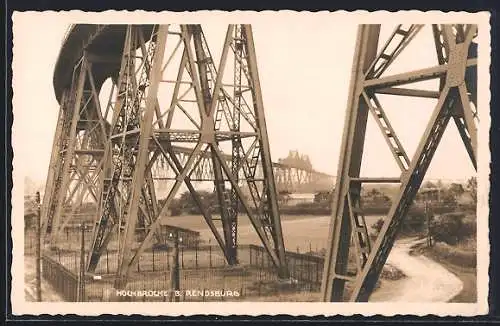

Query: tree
[371,218,384,234]
[423,181,437,189]
[441,191,457,206]
[431,212,475,245]
[448,183,465,199]
[381,195,391,204]
[371,209,426,236]
[466,176,477,203]
[363,188,391,205]
[163,190,218,215]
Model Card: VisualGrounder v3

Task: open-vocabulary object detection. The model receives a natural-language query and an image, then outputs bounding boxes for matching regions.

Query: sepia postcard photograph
[10,10,491,316]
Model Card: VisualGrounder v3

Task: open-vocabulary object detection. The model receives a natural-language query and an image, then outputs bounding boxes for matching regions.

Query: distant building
[415,187,441,203]
[314,191,333,204]
[156,217,202,248]
[285,193,315,206]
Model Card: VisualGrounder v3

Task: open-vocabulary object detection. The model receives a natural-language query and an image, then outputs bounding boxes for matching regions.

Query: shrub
[371,210,427,236]
[400,210,426,235]
[371,218,384,234]
[432,212,476,245]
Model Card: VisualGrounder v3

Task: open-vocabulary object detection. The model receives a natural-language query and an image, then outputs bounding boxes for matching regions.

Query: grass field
[162,213,382,252]
[411,237,477,303]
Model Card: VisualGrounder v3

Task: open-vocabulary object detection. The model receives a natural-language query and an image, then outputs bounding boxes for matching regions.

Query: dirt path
[193,216,465,302]
[370,238,464,302]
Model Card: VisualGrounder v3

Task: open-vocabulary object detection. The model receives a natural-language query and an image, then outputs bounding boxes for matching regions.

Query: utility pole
[425,200,431,247]
[421,189,435,247]
[169,231,180,302]
[35,191,42,302]
[425,191,435,247]
[77,223,86,302]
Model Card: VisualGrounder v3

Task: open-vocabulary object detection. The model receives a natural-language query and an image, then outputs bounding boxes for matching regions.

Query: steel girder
[80,24,289,289]
[273,166,335,193]
[321,24,478,302]
[41,53,109,247]
[150,144,334,192]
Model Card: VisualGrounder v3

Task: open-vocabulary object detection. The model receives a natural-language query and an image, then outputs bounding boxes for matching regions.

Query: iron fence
[39,243,325,302]
[41,255,78,301]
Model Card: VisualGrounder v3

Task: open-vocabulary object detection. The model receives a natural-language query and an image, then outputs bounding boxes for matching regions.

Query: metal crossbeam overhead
[321,24,478,302]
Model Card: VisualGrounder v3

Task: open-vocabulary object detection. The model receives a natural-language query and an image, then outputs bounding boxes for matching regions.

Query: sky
[13,13,478,187]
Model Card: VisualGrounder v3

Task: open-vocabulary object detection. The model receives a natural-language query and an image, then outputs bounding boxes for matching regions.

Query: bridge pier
[45,24,294,288]
[321,24,478,302]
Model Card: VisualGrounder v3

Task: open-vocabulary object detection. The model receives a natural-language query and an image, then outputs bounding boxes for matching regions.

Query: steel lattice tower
[41,48,109,248]
[321,24,478,302]
[42,24,289,289]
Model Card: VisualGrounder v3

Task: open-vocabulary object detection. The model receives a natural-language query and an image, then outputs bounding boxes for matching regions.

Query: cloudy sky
[13,12,478,187]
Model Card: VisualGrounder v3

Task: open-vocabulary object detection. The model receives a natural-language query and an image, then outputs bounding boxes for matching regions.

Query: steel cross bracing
[72,24,290,288]
[147,144,334,191]
[321,24,478,302]
[148,145,334,194]
[274,167,334,193]
[41,53,109,247]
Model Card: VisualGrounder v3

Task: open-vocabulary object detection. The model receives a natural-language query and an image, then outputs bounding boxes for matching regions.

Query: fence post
[316,261,320,285]
[170,230,180,302]
[181,247,184,269]
[307,262,311,284]
[164,272,168,303]
[35,192,42,301]
[209,245,212,268]
[153,248,155,272]
[195,242,198,268]
[77,223,86,302]
[106,250,109,274]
